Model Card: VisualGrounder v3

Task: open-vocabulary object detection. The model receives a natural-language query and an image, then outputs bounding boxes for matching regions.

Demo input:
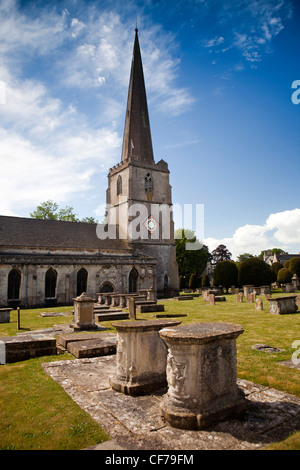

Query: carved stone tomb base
[159,322,247,430]
[109,320,181,396]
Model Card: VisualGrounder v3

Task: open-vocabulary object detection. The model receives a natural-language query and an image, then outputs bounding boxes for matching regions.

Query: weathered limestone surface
[42,356,300,450]
[269,296,298,315]
[0,308,12,323]
[72,293,98,331]
[159,322,247,430]
[67,338,116,359]
[0,334,57,364]
[109,319,181,395]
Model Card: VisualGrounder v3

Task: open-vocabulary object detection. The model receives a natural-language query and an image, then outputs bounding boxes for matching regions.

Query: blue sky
[0,0,299,259]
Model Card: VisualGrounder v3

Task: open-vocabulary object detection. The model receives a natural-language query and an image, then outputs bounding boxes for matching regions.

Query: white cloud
[0,1,195,216]
[203,36,225,48]
[204,208,300,260]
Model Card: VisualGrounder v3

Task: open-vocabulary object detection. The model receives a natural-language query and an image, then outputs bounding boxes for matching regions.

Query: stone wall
[0,252,156,308]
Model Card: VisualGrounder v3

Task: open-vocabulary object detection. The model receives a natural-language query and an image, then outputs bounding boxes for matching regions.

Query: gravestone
[159,322,247,429]
[292,274,300,291]
[255,299,263,311]
[109,319,181,395]
[283,283,294,293]
[236,293,244,303]
[72,292,98,331]
[269,296,298,315]
[0,334,57,364]
[128,297,136,320]
[0,308,12,323]
[209,294,215,305]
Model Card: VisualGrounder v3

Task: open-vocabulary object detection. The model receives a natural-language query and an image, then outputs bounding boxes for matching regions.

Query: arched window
[129,268,138,293]
[45,268,57,298]
[144,173,153,194]
[77,268,88,296]
[100,281,115,293]
[7,268,21,300]
[117,175,122,196]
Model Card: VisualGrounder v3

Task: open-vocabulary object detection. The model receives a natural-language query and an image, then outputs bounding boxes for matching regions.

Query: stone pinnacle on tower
[121,28,154,163]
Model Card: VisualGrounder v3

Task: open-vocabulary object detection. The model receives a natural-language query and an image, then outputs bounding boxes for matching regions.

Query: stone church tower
[106,29,179,293]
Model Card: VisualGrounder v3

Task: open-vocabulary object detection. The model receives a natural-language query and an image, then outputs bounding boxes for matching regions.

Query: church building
[0,29,179,308]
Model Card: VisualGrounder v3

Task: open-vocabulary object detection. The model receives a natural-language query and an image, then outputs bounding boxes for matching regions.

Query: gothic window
[7,268,21,300]
[117,175,122,196]
[45,268,57,298]
[129,268,138,293]
[77,268,88,296]
[100,281,115,293]
[144,173,153,194]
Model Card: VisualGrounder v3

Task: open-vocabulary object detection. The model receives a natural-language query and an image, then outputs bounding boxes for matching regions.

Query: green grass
[0,293,299,450]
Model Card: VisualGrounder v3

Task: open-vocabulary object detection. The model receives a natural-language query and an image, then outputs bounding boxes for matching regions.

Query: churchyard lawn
[0,291,299,450]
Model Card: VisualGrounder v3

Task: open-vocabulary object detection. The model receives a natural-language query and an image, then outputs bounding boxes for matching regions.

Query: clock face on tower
[143,215,158,233]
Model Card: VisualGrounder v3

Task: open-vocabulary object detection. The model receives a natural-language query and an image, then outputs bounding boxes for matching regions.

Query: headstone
[283,283,294,293]
[72,292,97,331]
[260,286,271,295]
[0,308,12,324]
[209,294,215,305]
[255,299,263,311]
[159,323,247,429]
[128,297,136,320]
[109,319,181,395]
[243,285,254,297]
[247,292,256,303]
[292,274,299,291]
[0,334,57,364]
[236,292,243,303]
[269,296,298,315]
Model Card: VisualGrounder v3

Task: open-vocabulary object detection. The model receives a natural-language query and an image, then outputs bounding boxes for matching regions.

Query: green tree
[175,228,211,280]
[270,261,283,282]
[30,200,59,220]
[30,200,97,223]
[178,275,186,290]
[201,274,210,288]
[238,257,273,287]
[236,253,254,263]
[213,260,238,293]
[211,244,231,265]
[277,268,293,284]
[288,257,300,276]
[188,273,198,289]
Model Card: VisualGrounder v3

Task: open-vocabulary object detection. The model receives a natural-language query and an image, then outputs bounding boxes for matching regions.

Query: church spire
[121,29,154,163]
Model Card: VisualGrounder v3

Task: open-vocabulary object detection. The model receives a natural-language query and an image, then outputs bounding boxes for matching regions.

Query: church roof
[121,29,154,164]
[0,215,131,253]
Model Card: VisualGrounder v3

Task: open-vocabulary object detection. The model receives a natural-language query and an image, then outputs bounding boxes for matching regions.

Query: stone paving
[42,353,300,451]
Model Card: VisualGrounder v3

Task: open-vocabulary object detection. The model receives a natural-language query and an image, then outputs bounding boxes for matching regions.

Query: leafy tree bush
[238,257,273,287]
[30,200,98,223]
[288,257,300,276]
[213,260,238,293]
[211,244,231,265]
[201,274,210,288]
[277,268,293,284]
[189,273,198,289]
[283,260,290,269]
[237,253,254,263]
[178,275,186,290]
[175,228,211,280]
[270,261,283,282]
